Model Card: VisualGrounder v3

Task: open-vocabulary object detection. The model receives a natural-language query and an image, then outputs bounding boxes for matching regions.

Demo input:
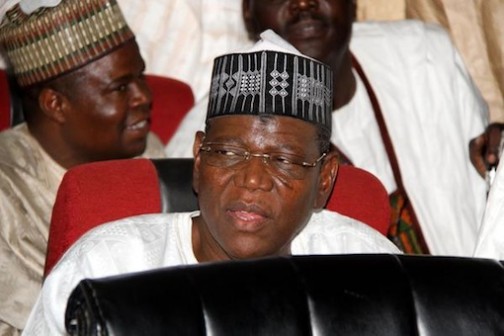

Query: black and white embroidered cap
[206,30,333,133]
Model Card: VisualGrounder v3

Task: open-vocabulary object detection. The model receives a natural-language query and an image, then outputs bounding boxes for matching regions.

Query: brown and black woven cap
[0,0,134,87]
[206,33,333,133]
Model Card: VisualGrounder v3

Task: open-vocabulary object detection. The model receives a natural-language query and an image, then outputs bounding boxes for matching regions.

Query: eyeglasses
[199,142,326,180]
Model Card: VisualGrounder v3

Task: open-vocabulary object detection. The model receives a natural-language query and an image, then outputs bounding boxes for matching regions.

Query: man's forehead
[206,114,318,141]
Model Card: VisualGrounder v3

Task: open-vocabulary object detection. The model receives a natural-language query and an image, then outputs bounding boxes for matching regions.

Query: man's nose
[233,156,275,192]
[289,0,319,13]
[131,78,153,108]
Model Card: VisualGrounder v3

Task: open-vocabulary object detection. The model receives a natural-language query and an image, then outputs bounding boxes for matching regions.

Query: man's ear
[192,131,206,194]
[38,87,68,123]
[313,151,339,209]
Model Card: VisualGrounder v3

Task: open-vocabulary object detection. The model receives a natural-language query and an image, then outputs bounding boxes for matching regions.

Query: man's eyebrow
[273,144,308,154]
[112,62,147,82]
[204,137,243,145]
[112,73,136,82]
[109,68,146,84]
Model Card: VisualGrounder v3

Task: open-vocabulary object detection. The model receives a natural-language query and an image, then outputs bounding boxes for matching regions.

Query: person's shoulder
[352,20,456,57]
[142,132,167,159]
[294,210,400,254]
[53,212,194,273]
[353,19,450,42]
[303,209,385,238]
[0,123,33,160]
[72,212,187,248]
[351,20,460,76]
[0,123,41,175]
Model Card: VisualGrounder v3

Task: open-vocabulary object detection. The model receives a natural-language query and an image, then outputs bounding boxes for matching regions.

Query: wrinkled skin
[191,115,338,262]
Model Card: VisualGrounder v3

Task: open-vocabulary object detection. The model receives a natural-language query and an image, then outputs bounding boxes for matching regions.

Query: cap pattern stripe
[207,50,333,132]
[0,0,133,87]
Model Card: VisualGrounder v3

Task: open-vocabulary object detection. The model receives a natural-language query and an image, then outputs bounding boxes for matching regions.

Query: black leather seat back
[151,158,199,213]
[65,254,504,336]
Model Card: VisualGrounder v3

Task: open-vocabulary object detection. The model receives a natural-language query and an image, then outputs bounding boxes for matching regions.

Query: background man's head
[0,0,152,166]
[190,31,338,262]
[242,0,355,66]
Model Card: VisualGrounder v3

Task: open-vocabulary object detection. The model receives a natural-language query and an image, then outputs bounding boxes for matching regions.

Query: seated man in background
[22,31,400,335]
[0,0,165,333]
[166,0,488,257]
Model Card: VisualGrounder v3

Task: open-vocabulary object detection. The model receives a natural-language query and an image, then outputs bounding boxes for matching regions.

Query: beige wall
[357,0,406,21]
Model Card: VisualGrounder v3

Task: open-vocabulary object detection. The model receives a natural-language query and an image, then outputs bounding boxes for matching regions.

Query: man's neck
[28,121,77,170]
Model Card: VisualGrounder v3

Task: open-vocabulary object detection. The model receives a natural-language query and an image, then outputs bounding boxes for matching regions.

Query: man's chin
[288,40,329,62]
[122,141,148,159]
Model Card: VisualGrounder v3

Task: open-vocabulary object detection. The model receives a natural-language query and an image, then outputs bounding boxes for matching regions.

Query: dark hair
[316,124,331,155]
[20,85,42,123]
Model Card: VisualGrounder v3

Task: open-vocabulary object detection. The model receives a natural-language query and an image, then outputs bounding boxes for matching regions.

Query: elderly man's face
[191,115,336,262]
[58,39,152,162]
[243,0,354,65]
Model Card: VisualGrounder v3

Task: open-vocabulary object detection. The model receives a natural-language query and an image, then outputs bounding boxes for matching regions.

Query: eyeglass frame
[198,142,327,180]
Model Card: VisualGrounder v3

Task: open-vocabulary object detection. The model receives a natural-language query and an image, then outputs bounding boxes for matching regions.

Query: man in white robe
[23,31,400,336]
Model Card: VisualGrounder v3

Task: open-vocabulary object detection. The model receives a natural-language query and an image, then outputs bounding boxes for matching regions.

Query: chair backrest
[0,70,194,143]
[328,164,390,235]
[146,74,195,144]
[65,254,504,336]
[45,159,390,276]
[0,69,12,131]
[45,159,160,276]
[44,158,197,276]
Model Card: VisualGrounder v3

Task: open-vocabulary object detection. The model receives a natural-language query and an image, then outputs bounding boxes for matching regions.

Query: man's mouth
[287,18,326,40]
[231,210,266,222]
[227,203,270,232]
[127,119,149,131]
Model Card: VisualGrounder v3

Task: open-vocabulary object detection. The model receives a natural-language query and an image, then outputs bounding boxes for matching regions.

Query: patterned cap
[207,30,333,132]
[0,0,134,87]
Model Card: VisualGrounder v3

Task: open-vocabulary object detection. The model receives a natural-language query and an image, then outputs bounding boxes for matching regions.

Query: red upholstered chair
[44,158,198,276]
[44,159,161,276]
[0,69,12,131]
[326,164,390,236]
[44,159,390,277]
[146,74,195,144]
